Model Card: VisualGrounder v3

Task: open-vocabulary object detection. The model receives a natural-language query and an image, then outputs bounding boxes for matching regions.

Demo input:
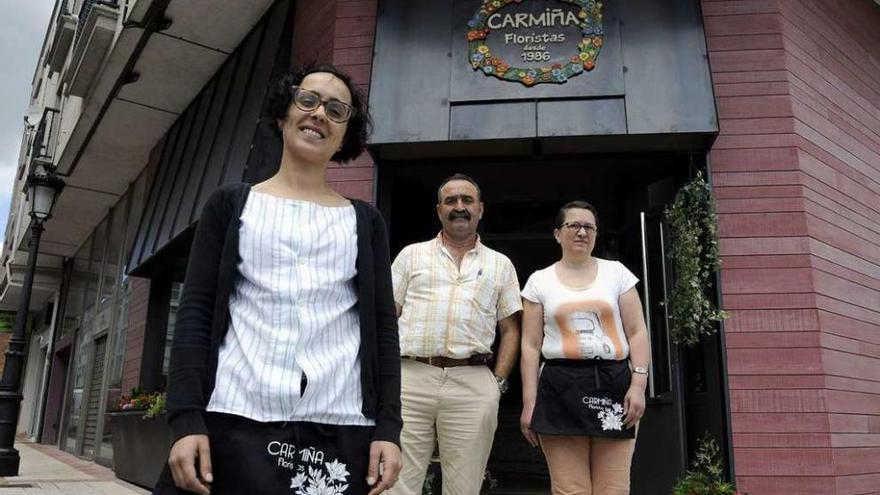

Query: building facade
[1,1,877,493]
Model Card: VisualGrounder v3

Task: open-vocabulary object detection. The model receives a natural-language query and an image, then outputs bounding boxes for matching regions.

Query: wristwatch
[632,366,649,375]
[495,375,509,393]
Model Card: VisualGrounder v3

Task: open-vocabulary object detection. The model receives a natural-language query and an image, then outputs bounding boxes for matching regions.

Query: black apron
[530,359,636,439]
[154,413,374,494]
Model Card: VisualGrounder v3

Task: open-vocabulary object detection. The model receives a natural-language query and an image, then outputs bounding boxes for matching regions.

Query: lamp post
[0,168,64,475]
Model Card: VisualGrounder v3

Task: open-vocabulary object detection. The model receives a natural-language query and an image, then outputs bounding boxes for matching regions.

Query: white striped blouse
[206,190,374,426]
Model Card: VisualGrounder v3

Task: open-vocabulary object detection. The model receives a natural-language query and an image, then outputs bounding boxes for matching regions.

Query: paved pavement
[0,442,150,494]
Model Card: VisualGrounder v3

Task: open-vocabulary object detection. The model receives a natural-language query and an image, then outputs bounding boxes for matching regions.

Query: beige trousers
[388,359,500,495]
[539,434,636,495]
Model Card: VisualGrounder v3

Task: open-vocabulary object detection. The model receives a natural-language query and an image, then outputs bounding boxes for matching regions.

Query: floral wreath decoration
[467,0,604,86]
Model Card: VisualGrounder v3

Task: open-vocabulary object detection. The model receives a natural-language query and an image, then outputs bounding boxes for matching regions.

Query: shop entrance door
[44,346,70,445]
[378,155,719,494]
[628,211,687,493]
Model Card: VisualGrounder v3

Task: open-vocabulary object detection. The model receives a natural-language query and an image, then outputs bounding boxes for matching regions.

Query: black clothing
[155,412,374,495]
[165,183,402,447]
[531,359,635,438]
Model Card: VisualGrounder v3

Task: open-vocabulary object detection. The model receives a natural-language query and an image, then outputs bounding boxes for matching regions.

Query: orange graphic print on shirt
[554,300,624,360]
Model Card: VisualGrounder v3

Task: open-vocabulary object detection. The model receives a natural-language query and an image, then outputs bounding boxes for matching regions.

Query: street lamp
[0,168,64,475]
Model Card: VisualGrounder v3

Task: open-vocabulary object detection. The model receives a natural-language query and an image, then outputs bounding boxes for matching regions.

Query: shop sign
[467,0,603,86]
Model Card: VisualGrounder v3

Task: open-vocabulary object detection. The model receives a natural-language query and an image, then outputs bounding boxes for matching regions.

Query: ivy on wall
[665,172,728,347]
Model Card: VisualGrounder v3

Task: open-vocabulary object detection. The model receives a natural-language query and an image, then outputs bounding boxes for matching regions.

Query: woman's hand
[366,440,402,495]
[623,379,646,429]
[168,434,212,495]
[519,299,544,449]
[520,402,539,448]
[618,287,650,430]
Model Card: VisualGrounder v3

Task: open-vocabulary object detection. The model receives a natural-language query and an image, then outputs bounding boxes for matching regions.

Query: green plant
[144,392,166,419]
[665,172,728,347]
[112,387,166,418]
[672,433,737,495]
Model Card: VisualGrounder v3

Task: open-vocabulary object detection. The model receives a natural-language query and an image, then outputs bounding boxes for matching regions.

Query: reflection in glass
[63,236,91,454]
[162,283,184,388]
[83,219,107,457]
[98,197,129,463]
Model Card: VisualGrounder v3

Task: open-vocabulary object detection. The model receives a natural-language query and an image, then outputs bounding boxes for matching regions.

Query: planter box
[108,411,171,489]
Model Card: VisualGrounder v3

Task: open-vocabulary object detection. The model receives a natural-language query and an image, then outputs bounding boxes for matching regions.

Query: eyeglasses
[562,222,597,234]
[291,86,354,123]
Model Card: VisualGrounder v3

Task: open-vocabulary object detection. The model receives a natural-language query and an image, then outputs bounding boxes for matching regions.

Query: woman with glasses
[156,64,402,495]
[519,201,649,495]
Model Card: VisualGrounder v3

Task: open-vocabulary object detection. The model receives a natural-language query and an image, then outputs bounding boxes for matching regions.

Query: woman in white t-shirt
[520,201,650,495]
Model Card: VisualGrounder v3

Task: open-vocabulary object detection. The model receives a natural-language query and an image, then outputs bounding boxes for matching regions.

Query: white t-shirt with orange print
[521,258,639,361]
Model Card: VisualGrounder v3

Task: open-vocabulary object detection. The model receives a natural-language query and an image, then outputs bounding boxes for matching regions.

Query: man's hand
[366,440,402,495]
[168,434,212,495]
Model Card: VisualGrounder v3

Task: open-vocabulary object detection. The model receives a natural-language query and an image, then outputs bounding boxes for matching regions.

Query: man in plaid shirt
[389,173,522,495]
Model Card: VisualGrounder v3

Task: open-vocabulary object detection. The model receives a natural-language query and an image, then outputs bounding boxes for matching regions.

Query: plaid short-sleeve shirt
[392,233,522,359]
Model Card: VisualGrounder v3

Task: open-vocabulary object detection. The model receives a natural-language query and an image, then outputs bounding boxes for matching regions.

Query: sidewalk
[0,442,150,494]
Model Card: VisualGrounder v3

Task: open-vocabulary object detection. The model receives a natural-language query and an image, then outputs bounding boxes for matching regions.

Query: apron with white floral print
[155,413,374,495]
[531,359,636,439]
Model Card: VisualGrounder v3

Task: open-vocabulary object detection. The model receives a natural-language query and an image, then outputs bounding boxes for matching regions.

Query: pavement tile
[0,442,149,495]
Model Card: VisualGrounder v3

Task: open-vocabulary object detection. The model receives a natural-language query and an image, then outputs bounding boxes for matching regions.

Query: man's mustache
[448,210,471,221]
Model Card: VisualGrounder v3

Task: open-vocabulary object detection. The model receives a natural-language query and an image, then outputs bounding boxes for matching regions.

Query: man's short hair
[437,173,482,202]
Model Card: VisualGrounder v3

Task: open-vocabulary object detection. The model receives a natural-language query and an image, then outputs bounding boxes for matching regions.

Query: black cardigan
[166,183,402,446]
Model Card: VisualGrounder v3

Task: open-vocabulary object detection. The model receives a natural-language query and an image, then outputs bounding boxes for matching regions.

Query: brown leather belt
[402,354,493,368]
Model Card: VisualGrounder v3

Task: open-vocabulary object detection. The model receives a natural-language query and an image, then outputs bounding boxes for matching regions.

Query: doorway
[42,346,70,445]
[377,153,729,493]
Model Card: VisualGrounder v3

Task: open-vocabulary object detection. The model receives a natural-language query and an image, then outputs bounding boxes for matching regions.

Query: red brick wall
[292,0,337,64]
[703,1,880,493]
[120,277,150,395]
[292,0,378,202]
[781,2,880,493]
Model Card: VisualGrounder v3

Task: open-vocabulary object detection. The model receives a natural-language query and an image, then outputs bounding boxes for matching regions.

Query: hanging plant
[665,172,728,347]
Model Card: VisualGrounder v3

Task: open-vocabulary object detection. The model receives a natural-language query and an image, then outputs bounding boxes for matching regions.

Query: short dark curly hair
[264,63,372,163]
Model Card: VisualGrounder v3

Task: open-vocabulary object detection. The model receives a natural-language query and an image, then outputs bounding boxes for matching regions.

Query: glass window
[99,196,130,463]
[97,202,125,336]
[161,282,183,388]
[63,235,91,454]
[67,217,107,457]
[62,168,149,458]
[109,280,130,390]
[81,218,107,332]
[60,237,91,342]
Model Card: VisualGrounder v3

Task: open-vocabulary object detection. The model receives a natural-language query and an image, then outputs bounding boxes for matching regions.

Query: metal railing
[74,0,119,46]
